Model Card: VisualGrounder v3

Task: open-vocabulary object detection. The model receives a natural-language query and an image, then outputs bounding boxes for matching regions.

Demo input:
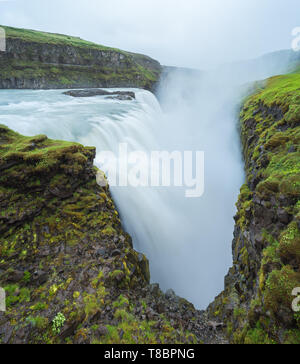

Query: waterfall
[0,52,292,308]
[0,86,242,308]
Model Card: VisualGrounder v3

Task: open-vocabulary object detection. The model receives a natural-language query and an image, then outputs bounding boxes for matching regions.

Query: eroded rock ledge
[0,125,226,344]
[0,26,162,92]
[63,89,136,100]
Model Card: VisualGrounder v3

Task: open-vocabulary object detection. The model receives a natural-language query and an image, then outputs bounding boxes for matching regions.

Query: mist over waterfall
[0,52,296,309]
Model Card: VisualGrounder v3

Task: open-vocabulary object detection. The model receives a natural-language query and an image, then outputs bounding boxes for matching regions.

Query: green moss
[233,307,247,320]
[0,25,161,90]
[0,125,204,344]
[244,325,275,345]
[3,25,124,51]
[283,329,300,344]
[101,225,117,236]
[96,310,196,345]
[5,284,31,308]
[30,302,47,311]
[26,316,49,330]
[213,66,300,344]
[278,222,300,265]
[240,247,249,266]
[23,271,31,284]
[242,73,300,113]
[112,295,130,309]
[265,265,300,314]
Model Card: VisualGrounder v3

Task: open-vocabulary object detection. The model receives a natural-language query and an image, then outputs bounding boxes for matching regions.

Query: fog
[148,51,298,306]
[103,52,298,308]
[0,0,300,68]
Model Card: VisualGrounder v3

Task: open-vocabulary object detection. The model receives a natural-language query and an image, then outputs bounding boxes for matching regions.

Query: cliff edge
[0,26,162,91]
[209,70,300,344]
[0,125,226,344]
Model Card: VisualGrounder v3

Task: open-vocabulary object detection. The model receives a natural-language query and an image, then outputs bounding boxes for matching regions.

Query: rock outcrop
[0,125,226,344]
[209,72,300,344]
[63,89,136,100]
[0,26,162,92]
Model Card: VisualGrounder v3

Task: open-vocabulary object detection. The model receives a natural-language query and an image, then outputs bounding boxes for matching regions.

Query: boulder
[63,89,135,100]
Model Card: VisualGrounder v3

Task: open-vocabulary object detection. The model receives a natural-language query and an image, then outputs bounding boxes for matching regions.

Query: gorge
[0,25,299,344]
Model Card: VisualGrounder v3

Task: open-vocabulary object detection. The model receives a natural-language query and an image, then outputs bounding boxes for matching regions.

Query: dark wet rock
[32,271,48,285]
[208,321,225,331]
[277,208,292,225]
[105,94,134,101]
[59,320,81,341]
[111,249,122,257]
[63,89,135,99]
[149,283,160,297]
[97,326,109,337]
[95,248,106,257]
[251,100,284,121]
[165,289,176,300]
[6,270,24,283]
[288,146,296,153]
[64,89,111,97]
[1,324,14,344]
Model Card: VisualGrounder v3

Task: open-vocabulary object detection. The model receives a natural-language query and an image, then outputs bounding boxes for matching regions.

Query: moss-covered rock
[0,26,162,92]
[0,125,226,344]
[208,70,300,344]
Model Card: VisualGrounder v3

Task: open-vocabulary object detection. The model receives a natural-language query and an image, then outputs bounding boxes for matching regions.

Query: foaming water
[0,86,240,308]
[0,54,287,308]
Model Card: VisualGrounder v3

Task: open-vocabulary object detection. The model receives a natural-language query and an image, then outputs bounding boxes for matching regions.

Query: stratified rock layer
[209,73,300,344]
[0,26,161,92]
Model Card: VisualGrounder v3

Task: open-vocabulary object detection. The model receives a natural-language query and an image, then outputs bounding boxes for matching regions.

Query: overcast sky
[0,0,299,68]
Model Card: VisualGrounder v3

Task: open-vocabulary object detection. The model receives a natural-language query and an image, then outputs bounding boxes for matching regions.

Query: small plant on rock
[52,313,66,335]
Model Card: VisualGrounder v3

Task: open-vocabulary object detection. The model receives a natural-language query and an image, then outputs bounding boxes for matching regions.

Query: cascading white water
[0,86,242,308]
[0,55,294,308]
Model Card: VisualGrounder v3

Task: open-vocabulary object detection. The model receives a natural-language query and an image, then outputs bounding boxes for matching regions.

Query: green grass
[0,25,161,90]
[2,24,160,70]
[242,72,300,117]
[241,70,300,199]
[0,125,82,163]
[2,25,123,53]
[0,124,95,185]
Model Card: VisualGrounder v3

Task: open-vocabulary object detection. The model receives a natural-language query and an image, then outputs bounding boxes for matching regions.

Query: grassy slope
[3,25,122,51]
[0,25,161,89]
[242,73,300,197]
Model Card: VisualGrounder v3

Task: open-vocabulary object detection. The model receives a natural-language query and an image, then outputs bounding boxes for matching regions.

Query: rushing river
[1,57,289,308]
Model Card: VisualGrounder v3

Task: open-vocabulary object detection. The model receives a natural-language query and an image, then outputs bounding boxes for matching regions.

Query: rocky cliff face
[0,26,162,91]
[0,125,226,344]
[209,73,300,344]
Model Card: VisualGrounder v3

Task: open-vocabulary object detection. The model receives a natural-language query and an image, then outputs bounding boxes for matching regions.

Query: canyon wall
[0,125,226,344]
[0,26,162,91]
[209,73,300,344]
